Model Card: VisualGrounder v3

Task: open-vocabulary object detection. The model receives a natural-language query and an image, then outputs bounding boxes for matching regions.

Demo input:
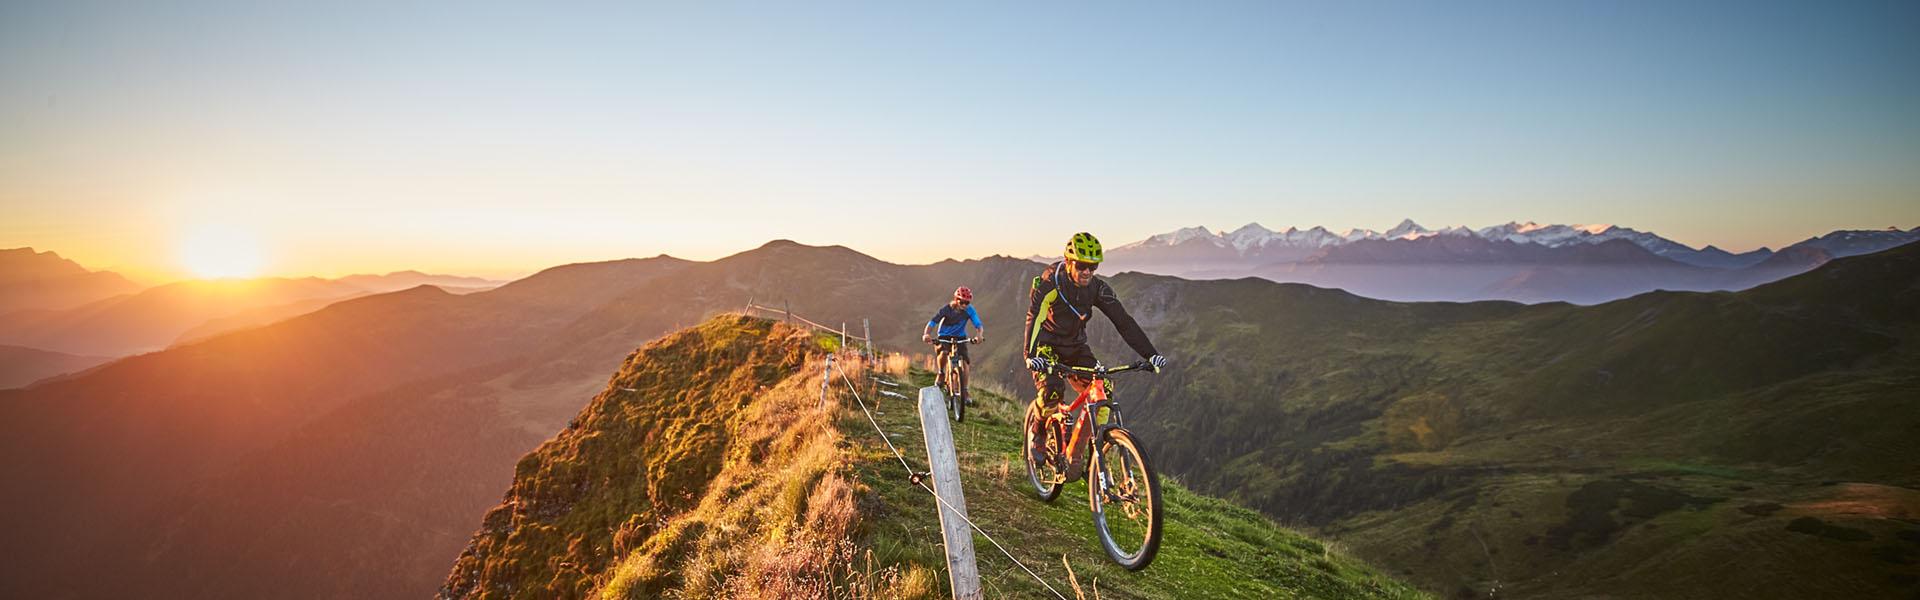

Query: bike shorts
[935,336,970,362]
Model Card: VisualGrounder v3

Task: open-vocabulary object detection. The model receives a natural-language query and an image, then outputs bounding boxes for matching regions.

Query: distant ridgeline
[1103,221,1920,304]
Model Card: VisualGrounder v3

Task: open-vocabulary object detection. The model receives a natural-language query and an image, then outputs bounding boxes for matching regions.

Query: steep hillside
[441,315,832,598]
[440,315,1424,599]
[959,243,1920,598]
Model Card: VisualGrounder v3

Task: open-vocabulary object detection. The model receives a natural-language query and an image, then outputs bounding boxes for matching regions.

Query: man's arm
[967,305,983,339]
[1093,280,1159,359]
[1023,276,1048,358]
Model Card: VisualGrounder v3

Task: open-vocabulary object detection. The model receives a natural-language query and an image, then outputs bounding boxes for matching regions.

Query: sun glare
[178,225,267,279]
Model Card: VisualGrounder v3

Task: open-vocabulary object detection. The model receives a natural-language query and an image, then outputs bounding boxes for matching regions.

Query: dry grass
[596,350,938,599]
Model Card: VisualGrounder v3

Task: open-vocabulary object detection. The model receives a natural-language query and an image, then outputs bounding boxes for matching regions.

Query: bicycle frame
[1053,378,1109,459]
[1043,362,1147,477]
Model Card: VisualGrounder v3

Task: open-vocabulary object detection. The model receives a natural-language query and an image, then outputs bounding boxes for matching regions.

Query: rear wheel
[1022,402,1063,501]
[1091,427,1162,570]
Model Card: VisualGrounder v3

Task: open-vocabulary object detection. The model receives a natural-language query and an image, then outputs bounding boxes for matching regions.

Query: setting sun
[177,225,267,279]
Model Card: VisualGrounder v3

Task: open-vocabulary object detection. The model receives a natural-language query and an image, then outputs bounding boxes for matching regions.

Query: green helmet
[1064,232,1104,263]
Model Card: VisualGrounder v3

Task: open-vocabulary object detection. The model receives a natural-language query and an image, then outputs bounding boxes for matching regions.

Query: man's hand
[922,333,933,343]
[970,335,982,344]
[1148,355,1169,371]
[1027,357,1049,372]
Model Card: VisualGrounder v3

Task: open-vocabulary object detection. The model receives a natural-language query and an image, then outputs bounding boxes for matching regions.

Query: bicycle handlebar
[929,337,979,345]
[1029,359,1156,376]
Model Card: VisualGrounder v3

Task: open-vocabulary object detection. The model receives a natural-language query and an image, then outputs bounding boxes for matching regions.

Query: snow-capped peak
[1124,225,1224,248]
[1224,223,1278,251]
[1228,222,1272,236]
[1117,219,1712,262]
[1383,219,1431,240]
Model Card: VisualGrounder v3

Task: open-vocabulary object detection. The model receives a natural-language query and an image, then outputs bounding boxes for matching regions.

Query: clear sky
[3,1,1916,281]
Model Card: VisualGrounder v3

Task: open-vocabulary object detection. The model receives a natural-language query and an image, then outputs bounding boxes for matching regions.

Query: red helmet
[953,286,973,302]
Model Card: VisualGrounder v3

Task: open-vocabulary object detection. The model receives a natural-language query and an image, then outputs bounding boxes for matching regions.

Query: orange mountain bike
[1023,359,1163,570]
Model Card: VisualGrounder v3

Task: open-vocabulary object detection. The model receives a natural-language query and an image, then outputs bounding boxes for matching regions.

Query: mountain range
[2,238,1915,598]
[1106,221,1919,304]
[0,249,503,369]
[0,248,144,313]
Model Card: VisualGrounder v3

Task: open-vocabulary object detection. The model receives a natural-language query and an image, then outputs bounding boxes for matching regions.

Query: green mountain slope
[953,242,1920,598]
[439,315,1425,599]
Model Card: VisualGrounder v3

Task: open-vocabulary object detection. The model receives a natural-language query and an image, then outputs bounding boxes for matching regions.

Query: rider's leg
[1029,346,1065,414]
[934,344,949,389]
[1028,345,1066,456]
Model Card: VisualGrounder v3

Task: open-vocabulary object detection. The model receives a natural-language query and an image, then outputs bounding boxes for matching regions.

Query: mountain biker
[1024,233,1168,433]
[923,286,983,401]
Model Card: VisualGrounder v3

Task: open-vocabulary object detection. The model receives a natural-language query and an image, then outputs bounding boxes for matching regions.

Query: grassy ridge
[442,315,829,598]
[846,368,1427,599]
[440,314,1426,598]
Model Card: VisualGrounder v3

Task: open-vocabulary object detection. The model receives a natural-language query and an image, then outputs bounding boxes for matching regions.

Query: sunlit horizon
[4,2,1917,285]
[16,214,1920,287]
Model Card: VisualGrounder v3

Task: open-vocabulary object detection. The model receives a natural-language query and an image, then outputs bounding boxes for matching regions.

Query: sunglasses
[1068,260,1099,273]
[955,300,970,305]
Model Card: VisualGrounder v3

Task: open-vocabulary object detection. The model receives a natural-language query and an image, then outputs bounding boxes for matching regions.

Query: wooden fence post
[819,353,834,410]
[919,386,981,600]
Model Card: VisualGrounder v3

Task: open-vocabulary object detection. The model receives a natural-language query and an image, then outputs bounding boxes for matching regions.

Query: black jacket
[1023,261,1158,360]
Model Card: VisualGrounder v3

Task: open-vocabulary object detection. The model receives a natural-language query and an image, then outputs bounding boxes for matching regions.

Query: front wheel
[1091,427,1162,570]
[947,361,966,422]
[1022,402,1063,501]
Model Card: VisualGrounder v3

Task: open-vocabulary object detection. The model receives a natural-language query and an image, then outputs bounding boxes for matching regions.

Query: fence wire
[835,365,1070,600]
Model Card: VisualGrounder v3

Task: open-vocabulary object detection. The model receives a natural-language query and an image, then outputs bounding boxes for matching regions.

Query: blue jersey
[929,304,981,338]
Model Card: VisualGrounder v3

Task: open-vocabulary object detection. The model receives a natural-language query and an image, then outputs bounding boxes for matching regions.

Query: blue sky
[2,1,1916,279]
